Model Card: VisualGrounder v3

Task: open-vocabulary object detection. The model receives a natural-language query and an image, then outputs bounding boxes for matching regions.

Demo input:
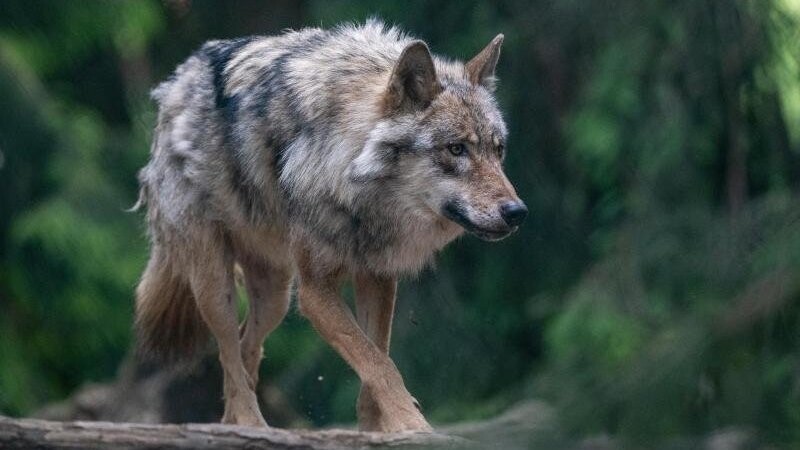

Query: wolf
[134,20,527,433]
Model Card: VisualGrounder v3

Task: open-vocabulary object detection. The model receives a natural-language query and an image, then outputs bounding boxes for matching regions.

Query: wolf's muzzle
[441,199,519,241]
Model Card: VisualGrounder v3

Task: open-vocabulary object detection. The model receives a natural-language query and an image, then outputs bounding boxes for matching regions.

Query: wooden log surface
[0,416,468,450]
[0,400,760,449]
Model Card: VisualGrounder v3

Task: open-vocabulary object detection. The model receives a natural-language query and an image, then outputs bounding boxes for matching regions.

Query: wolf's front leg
[353,272,424,431]
[189,232,267,428]
[295,252,431,433]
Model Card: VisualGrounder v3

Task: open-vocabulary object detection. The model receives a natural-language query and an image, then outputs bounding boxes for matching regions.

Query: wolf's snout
[500,201,528,227]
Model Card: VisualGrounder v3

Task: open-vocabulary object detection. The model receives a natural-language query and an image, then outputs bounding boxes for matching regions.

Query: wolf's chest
[349,215,463,275]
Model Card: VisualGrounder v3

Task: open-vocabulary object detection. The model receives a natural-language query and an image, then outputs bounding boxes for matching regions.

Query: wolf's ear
[466,34,504,90]
[386,41,441,112]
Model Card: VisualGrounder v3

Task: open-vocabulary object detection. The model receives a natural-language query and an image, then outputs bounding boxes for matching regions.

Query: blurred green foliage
[1,0,799,446]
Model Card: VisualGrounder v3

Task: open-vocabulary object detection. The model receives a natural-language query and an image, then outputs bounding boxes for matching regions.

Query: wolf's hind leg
[295,249,431,433]
[189,231,266,427]
[353,273,404,431]
[239,257,293,385]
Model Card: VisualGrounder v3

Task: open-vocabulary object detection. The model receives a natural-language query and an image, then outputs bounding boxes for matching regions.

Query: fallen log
[0,416,467,450]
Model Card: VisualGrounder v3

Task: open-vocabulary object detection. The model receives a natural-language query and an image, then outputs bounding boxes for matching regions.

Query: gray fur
[135,20,524,429]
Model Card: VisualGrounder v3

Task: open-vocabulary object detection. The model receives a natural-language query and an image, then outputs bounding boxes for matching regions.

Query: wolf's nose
[501,201,528,227]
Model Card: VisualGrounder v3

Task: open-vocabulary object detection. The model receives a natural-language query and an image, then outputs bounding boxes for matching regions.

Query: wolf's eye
[447,143,467,157]
[497,143,505,156]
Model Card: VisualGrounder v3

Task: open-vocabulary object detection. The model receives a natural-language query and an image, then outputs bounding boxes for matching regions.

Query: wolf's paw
[221,399,268,428]
[381,412,433,433]
[222,410,268,428]
[372,407,433,433]
[357,385,432,433]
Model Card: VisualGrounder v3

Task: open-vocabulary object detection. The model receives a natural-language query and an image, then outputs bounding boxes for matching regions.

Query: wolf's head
[350,35,526,241]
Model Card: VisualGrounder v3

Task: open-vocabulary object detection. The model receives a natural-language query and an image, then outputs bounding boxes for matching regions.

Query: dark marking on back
[246,31,331,184]
[201,37,266,222]
[203,37,257,111]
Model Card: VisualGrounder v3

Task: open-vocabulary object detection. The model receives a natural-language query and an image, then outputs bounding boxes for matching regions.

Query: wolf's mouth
[441,200,516,242]
[471,227,516,241]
